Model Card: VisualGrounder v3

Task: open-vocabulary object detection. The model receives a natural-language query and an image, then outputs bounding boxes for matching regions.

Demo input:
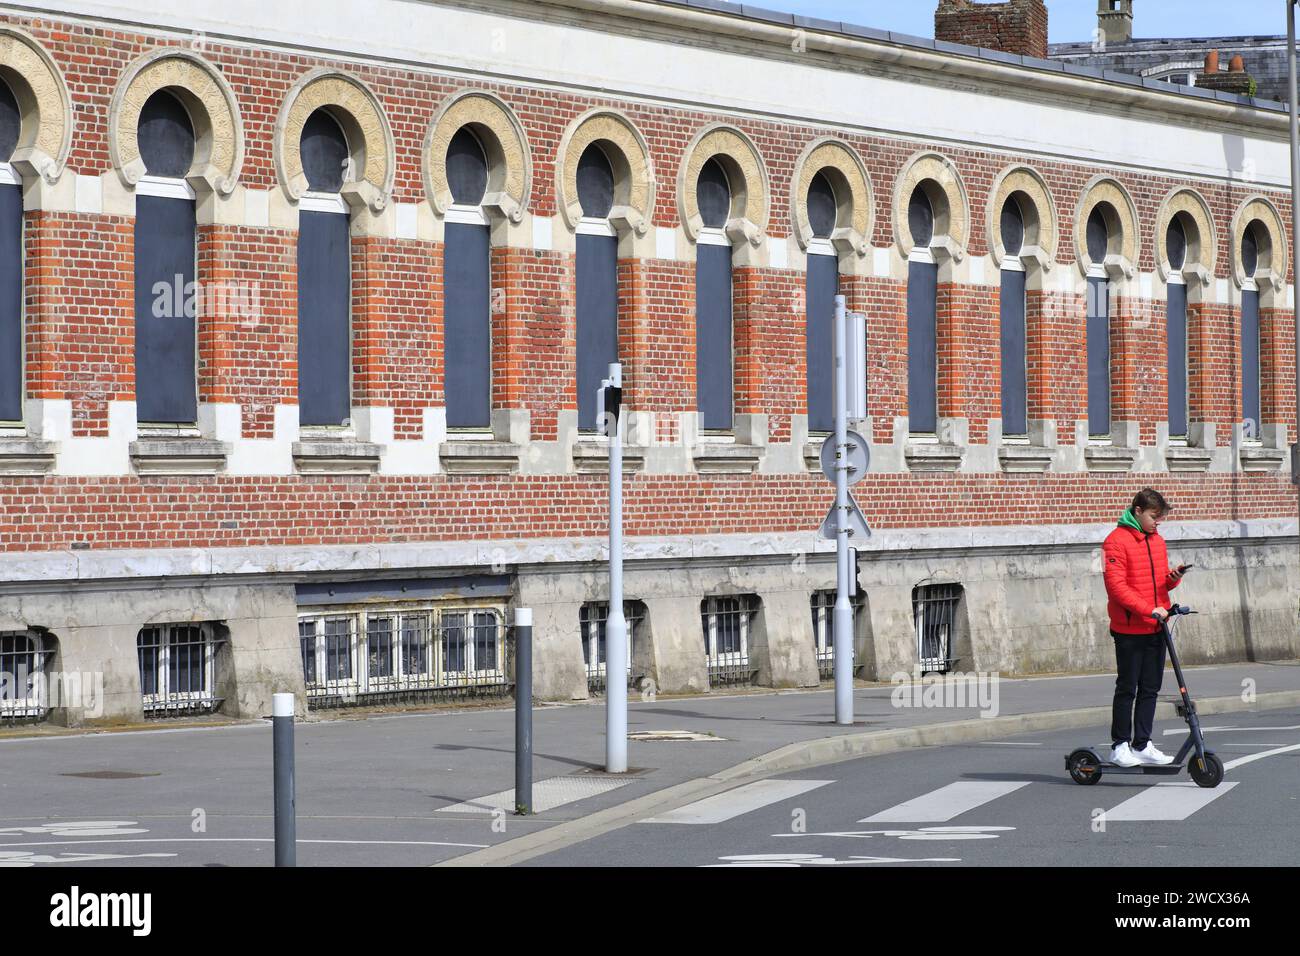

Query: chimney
[1097,0,1133,47]
[934,0,1049,60]
[1196,50,1256,96]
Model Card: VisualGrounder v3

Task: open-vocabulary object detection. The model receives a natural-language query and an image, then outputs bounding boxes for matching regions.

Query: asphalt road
[524,706,1300,867]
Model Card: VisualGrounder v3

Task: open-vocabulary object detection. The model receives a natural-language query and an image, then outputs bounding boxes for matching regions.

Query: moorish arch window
[695,157,733,431]
[805,170,839,434]
[575,142,618,433]
[1240,219,1265,441]
[0,77,21,425]
[297,108,352,428]
[1164,213,1192,440]
[906,185,939,435]
[1085,204,1116,439]
[998,194,1028,438]
[134,89,199,426]
[443,127,492,430]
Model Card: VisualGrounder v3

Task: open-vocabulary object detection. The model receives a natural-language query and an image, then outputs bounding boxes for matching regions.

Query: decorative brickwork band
[276,69,394,214]
[109,49,244,195]
[893,150,968,261]
[791,137,871,258]
[555,108,653,235]
[678,124,769,246]
[424,90,530,223]
[0,26,73,184]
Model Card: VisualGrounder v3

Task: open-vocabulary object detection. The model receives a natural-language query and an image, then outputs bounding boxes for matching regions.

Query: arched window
[696,158,733,431]
[1085,205,1113,439]
[1166,214,1190,439]
[443,127,492,430]
[1241,220,1263,440]
[806,171,839,433]
[999,194,1028,438]
[576,143,618,432]
[297,108,352,428]
[907,186,938,434]
[0,78,22,426]
[135,89,198,426]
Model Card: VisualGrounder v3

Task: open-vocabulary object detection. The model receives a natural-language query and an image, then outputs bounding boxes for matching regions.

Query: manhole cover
[60,771,161,780]
[627,730,725,742]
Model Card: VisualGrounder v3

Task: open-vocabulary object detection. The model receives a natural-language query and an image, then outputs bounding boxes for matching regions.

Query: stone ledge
[130,438,231,476]
[693,443,763,474]
[905,442,965,473]
[1084,444,1138,472]
[438,441,521,475]
[1164,445,1216,472]
[0,438,58,476]
[572,442,646,474]
[997,444,1053,473]
[1239,445,1287,472]
[292,441,382,475]
[803,440,826,472]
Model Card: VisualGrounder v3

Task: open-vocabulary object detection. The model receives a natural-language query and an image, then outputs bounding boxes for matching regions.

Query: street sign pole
[833,295,853,726]
[604,363,628,773]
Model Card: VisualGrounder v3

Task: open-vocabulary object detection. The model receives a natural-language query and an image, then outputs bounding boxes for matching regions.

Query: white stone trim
[299,191,349,214]
[576,216,616,237]
[446,203,488,226]
[0,164,19,186]
[135,175,197,200]
[3,519,1294,586]
[696,227,730,247]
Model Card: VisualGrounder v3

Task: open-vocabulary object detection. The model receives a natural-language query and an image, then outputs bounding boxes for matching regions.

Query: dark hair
[1131,487,1170,516]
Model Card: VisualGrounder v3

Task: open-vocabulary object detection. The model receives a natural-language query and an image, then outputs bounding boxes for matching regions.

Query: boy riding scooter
[1102,488,1190,768]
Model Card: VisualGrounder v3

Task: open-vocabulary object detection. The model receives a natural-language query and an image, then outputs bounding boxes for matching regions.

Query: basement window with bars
[810,589,866,681]
[298,605,509,707]
[1,630,55,723]
[579,600,647,694]
[912,584,962,675]
[137,623,224,717]
[701,595,759,688]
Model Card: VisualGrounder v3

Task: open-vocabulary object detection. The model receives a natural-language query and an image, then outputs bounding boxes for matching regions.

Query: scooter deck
[1092,762,1184,775]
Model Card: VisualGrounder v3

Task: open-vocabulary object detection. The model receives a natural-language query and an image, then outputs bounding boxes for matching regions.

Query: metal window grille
[701,595,758,688]
[1,631,55,724]
[579,601,646,694]
[298,606,509,708]
[810,589,866,681]
[913,584,962,675]
[137,623,223,717]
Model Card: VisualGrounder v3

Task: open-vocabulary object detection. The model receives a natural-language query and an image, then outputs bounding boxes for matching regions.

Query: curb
[440,689,1300,867]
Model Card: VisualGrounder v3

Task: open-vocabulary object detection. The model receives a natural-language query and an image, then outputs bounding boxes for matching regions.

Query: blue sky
[760,1,1289,42]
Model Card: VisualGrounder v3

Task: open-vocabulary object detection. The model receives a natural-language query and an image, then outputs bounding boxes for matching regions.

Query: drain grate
[627,730,725,742]
[60,771,161,780]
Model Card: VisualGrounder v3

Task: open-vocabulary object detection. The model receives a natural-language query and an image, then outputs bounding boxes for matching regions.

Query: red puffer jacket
[1102,517,1181,635]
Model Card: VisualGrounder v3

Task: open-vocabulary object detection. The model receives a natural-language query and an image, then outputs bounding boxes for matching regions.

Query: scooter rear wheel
[1067,749,1102,785]
[1189,753,1224,789]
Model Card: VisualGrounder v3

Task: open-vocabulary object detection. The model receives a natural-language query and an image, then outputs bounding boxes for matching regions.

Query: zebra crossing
[640,774,1243,829]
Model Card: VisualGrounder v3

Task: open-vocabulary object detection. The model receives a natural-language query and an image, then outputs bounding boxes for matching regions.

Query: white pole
[605,362,628,772]
[833,295,854,725]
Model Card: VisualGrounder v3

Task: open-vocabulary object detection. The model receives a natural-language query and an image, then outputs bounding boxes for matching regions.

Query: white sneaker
[1132,742,1175,766]
[1109,742,1140,767]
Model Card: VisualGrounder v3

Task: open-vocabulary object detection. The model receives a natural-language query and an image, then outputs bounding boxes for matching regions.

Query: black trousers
[1111,631,1166,750]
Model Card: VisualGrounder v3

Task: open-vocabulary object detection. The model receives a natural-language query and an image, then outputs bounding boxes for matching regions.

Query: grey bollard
[273,692,296,866]
[515,607,533,815]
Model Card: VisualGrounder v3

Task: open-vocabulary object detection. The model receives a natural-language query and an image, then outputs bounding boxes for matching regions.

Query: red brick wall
[935,0,1050,60]
[0,11,1295,558]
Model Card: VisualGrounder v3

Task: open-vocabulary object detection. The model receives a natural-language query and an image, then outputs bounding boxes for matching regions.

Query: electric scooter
[1065,604,1224,789]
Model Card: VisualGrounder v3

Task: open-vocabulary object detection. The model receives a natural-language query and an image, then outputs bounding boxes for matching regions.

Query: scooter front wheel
[1067,749,1102,785]
[1189,753,1224,789]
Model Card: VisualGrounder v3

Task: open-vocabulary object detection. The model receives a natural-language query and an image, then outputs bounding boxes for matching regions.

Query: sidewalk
[3,660,1298,867]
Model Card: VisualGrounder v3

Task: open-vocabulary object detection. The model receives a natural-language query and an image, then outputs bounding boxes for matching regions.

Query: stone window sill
[1239,445,1286,472]
[573,441,645,474]
[1165,446,1215,472]
[0,438,58,476]
[997,444,1054,473]
[905,442,965,473]
[439,441,521,475]
[693,443,763,474]
[1084,445,1138,472]
[292,440,381,475]
[130,438,230,476]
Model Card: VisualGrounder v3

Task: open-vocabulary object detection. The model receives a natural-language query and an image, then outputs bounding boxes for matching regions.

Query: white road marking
[438,774,631,814]
[1163,724,1300,736]
[979,742,1042,746]
[642,779,832,824]
[861,781,1031,823]
[1103,782,1238,821]
[1222,742,1300,771]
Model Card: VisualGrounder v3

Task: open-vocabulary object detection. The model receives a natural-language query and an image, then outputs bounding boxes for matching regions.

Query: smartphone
[1177,563,1193,573]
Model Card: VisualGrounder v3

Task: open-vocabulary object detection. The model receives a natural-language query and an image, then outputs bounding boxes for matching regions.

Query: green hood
[1118,508,1145,534]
